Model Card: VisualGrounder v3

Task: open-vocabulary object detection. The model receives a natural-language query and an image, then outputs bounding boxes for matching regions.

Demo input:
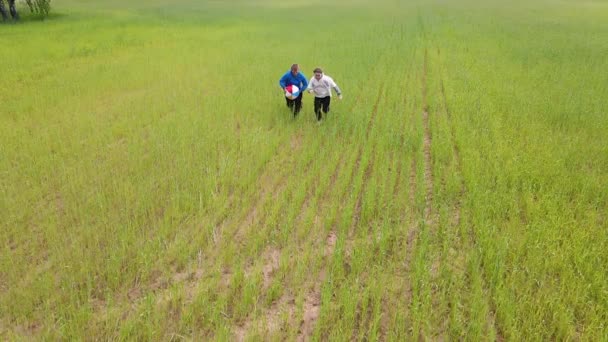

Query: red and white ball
[285,85,300,100]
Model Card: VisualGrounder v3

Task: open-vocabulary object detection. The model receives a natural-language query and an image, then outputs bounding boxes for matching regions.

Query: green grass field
[1,0,607,340]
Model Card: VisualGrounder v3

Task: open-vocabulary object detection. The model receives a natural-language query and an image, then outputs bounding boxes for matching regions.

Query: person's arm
[334,85,343,99]
[308,78,315,93]
[330,78,343,99]
[279,74,287,90]
[300,74,308,91]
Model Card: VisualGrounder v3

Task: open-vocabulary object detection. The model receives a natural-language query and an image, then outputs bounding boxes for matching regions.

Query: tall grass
[1,0,606,339]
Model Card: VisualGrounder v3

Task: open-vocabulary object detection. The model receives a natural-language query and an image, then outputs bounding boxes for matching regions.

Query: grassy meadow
[1,0,607,339]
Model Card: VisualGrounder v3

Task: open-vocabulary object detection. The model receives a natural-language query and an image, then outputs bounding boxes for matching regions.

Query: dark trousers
[314,96,331,121]
[285,92,303,117]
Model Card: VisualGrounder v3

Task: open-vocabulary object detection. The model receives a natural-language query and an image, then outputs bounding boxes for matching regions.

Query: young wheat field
[1,0,607,340]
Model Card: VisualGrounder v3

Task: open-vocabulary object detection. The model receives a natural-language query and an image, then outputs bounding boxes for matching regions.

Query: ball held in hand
[285,85,300,100]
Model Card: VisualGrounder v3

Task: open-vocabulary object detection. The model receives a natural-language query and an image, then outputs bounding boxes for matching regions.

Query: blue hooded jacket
[279,70,308,92]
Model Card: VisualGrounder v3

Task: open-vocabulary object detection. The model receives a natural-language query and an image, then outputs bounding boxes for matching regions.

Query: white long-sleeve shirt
[307,74,342,98]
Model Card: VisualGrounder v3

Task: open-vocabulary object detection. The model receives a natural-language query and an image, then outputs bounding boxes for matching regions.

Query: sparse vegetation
[24,0,51,17]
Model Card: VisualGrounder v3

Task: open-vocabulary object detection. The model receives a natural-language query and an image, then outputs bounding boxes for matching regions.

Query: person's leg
[314,97,323,121]
[294,92,303,116]
[0,1,8,21]
[8,0,17,20]
[322,97,331,114]
[286,97,294,110]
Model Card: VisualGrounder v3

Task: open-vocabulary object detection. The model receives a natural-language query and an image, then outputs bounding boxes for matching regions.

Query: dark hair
[313,67,323,74]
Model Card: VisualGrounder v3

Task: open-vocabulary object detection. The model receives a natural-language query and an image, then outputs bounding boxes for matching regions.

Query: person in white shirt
[307,67,342,121]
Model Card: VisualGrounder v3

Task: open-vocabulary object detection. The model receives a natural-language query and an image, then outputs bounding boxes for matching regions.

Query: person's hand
[308,89,313,94]
[338,94,343,100]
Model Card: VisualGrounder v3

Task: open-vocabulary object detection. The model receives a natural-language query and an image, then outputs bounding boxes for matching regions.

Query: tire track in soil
[232,142,330,339]
[298,85,385,341]
[296,88,370,235]
[234,141,343,340]
[348,85,385,341]
[400,47,437,339]
[205,134,301,261]
[236,89,371,341]
[296,231,337,342]
[401,45,426,280]
[403,156,418,276]
[237,84,384,337]
[380,47,419,341]
[239,148,351,341]
[379,149,404,341]
[295,143,359,341]
[210,130,299,244]
[231,132,307,243]
[422,48,434,226]
[204,135,305,309]
[424,46,451,340]
[233,155,315,244]
[291,141,358,340]
[292,147,346,238]
[310,150,348,231]
[437,49,504,341]
[119,134,297,318]
[379,293,391,342]
[223,116,352,338]
[134,133,305,337]
[349,160,377,341]
[352,85,385,235]
[233,247,288,342]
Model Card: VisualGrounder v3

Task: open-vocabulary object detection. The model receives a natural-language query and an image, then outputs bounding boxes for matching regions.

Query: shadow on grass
[7,11,67,23]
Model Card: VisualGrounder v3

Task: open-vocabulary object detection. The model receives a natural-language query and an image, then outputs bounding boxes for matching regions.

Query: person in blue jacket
[279,64,308,117]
